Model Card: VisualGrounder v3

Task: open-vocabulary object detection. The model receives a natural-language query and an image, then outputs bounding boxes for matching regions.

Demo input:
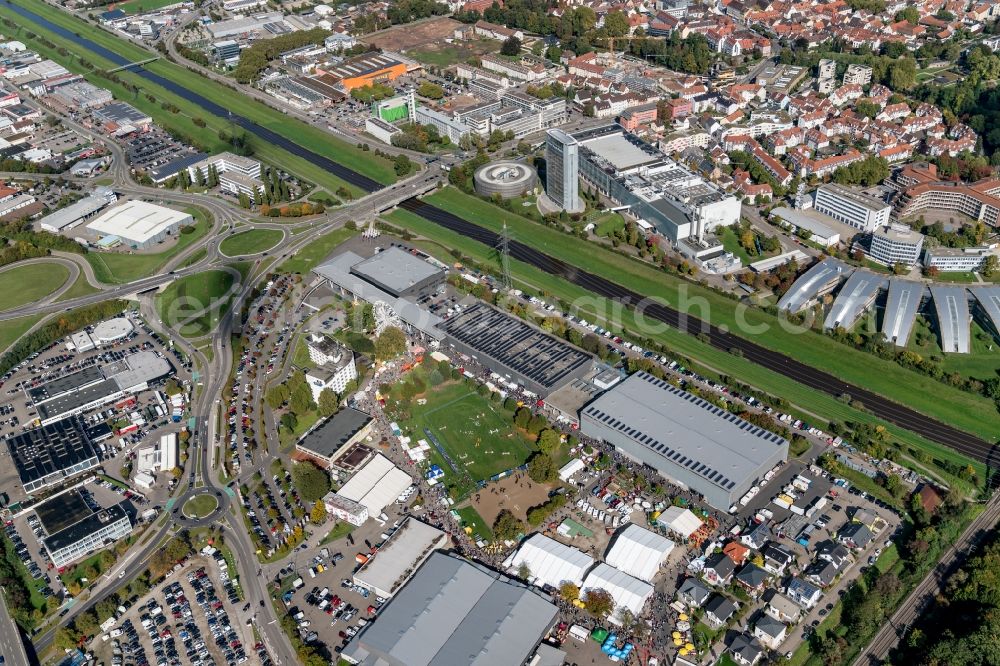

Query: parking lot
[93,555,263,666]
[0,314,192,504]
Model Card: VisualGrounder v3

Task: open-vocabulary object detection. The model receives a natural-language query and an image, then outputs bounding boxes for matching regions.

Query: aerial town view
[0,0,999,664]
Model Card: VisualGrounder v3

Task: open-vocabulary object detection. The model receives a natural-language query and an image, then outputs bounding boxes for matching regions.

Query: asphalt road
[0,587,31,665]
[399,197,1000,468]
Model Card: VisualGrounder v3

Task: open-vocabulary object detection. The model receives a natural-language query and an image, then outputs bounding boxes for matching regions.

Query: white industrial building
[353,518,448,598]
[86,200,193,249]
[604,524,675,583]
[135,433,178,475]
[335,453,411,519]
[92,317,135,345]
[503,533,594,589]
[186,152,265,197]
[38,186,118,233]
[813,184,891,233]
[323,492,369,526]
[582,562,654,619]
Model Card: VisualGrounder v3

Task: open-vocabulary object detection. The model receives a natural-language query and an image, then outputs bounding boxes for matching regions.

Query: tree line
[232,28,331,83]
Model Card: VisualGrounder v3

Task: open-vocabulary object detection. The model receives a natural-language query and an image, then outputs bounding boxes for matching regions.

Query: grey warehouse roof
[315,252,445,341]
[930,285,971,354]
[6,417,98,489]
[436,303,593,394]
[824,271,887,330]
[882,280,925,347]
[342,551,557,666]
[44,501,130,553]
[580,372,788,496]
[349,247,445,297]
[777,258,850,313]
[297,408,373,459]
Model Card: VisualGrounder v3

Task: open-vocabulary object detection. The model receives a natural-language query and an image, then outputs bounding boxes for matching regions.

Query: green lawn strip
[320,522,355,545]
[117,0,179,13]
[156,269,236,338]
[454,506,493,541]
[718,226,754,265]
[0,262,69,310]
[386,208,988,485]
[279,408,321,450]
[179,247,208,269]
[220,229,283,256]
[278,227,357,274]
[0,6,366,198]
[0,313,44,354]
[55,267,102,302]
[592,211,625,237]
[9,0,396,187]
[83,208,210,284]
[422,188,998,441]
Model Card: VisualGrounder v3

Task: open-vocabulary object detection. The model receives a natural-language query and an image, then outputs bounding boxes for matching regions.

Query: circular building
[92,317,134,345]
[474,161,537,199]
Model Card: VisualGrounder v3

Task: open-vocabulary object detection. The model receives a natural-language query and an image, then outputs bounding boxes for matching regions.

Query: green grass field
[0,313,44,353]
[84,208,210,284]
[386,207,988,488]
[0,262,69,310]
[455,506,493,540]
[220,229,283,257]
[421,187,999,443]
[394,374,533,499]
[157,269,236,338]
[278,227,356,274]
[592,212,625,238]
[183,494,219,518]
[2,0,397,196]
[117,0,180,12]
[55,267,101,302]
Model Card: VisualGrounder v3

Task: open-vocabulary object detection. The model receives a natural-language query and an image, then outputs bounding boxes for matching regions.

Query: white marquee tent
[336,453,412,518]
[659,506,704,539]
[604,524,675,582]
[582,563,654,619]
[503,533,594,589]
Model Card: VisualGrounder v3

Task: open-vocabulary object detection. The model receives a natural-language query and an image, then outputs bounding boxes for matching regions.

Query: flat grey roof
[36,378,119,422]
[436,303,593,393]
[38,194,112,231]
[350,247,444,296]
[581,132,660,171]
[315,252,445,341]
[819,183,890,213]
[343,551,557,666]
[6,417,98,488]
[777,258,851,313]
[580,372,788,494]
[35,489,92,534]
[971,286,1000,338]
[109,350,172,391]
[824,271,887,330]
[770,207,840,241]
[930,285,971,354]
[353,518,446,596]
[297,407,373,460]
[882,280,925,347]
[29,366,104,403]
[44,501,129,554]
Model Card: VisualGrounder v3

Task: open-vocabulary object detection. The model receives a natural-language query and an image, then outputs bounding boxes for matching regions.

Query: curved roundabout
[173,488,229,526]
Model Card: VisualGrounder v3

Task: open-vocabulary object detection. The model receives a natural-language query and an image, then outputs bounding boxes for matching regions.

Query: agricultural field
[391,367,535,499]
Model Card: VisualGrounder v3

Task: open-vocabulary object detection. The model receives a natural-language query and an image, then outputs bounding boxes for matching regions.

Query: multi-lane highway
[398,197,1000,468]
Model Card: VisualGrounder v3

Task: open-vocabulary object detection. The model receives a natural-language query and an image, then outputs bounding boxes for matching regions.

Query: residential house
[762,542,796,576]
[816,540,850,569]
[838,522,874,550]
[786,577,822,609]
[724,541,750,566]
[805,559,838,588]
[734,563,770,598]
[703,552,736,587]
[704,594,738,628]
[677,577,711,608]
[753,614,787,650]
[916,484,943,515]
[729,633,764,666]
[766,592,802,623]
[741,523,772,551]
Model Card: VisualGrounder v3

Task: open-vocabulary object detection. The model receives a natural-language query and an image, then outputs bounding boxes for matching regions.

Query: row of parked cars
[7,519,51,594]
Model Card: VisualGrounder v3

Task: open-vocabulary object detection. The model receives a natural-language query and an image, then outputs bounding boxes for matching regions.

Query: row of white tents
[503,524,675,618]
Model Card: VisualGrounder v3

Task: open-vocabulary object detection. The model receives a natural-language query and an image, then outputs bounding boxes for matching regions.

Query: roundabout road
[172,487,229,527]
